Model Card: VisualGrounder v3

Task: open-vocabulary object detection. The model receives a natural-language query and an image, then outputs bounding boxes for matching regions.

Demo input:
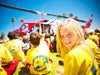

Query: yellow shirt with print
[26,41,51,75]
[5,39,25,61]
[63,45,100,75]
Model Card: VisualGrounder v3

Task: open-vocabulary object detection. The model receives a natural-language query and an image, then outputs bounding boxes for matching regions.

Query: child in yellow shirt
[5,32,25,61]
[0,44,18,75]
[23,32,52,75]
[56,19,100,75]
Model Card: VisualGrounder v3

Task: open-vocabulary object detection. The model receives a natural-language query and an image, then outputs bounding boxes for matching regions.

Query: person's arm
[22,58,26,66]
[56,68,64,75]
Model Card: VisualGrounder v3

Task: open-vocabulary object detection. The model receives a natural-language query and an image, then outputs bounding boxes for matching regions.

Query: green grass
[13,52,63,75]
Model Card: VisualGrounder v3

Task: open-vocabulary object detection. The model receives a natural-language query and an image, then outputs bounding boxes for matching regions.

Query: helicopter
[0,4,93,36]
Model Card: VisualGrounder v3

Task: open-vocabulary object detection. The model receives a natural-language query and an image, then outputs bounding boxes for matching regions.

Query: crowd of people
[0,18,100,75]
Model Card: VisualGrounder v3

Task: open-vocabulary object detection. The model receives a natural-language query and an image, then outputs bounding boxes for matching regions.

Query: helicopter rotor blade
[0,3,87,23]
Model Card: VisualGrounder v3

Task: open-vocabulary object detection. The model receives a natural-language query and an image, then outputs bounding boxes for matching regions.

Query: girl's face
[60,27,78,49]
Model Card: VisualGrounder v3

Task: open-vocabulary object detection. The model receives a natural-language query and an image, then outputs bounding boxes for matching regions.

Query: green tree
[69,13,74,17]
[11,17,15,22]
[11,17,15,30]
[74,16,78,20]
[0,33,5,40]
[62,13,67,18]
[20,17,24,22]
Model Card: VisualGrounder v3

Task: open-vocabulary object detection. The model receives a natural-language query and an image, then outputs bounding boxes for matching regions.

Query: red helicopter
[13,15,92,36]
[0,4,93,36]
[13,19,50,36]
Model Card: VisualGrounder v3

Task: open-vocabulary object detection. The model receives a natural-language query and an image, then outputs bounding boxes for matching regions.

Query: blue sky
[0,0,100,36]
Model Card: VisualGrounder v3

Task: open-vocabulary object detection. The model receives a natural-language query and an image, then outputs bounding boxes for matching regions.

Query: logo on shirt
[9,45,19,54]
[32,55,48,72]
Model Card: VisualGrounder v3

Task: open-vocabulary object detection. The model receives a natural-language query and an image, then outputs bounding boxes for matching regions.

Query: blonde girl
[56,19,100,75]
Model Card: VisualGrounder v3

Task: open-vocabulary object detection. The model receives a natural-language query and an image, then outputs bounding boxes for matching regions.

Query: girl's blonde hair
[56,19,93,57]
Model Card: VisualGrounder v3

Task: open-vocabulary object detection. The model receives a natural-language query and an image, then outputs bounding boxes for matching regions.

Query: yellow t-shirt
[0,44,13,75]
[63,45,100,75]
[85,38,100,66]
[26,41,51,75]
[50,36,54,42]
[85,38,99,53]
[5,39,25,61]
[88,35,99,45]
